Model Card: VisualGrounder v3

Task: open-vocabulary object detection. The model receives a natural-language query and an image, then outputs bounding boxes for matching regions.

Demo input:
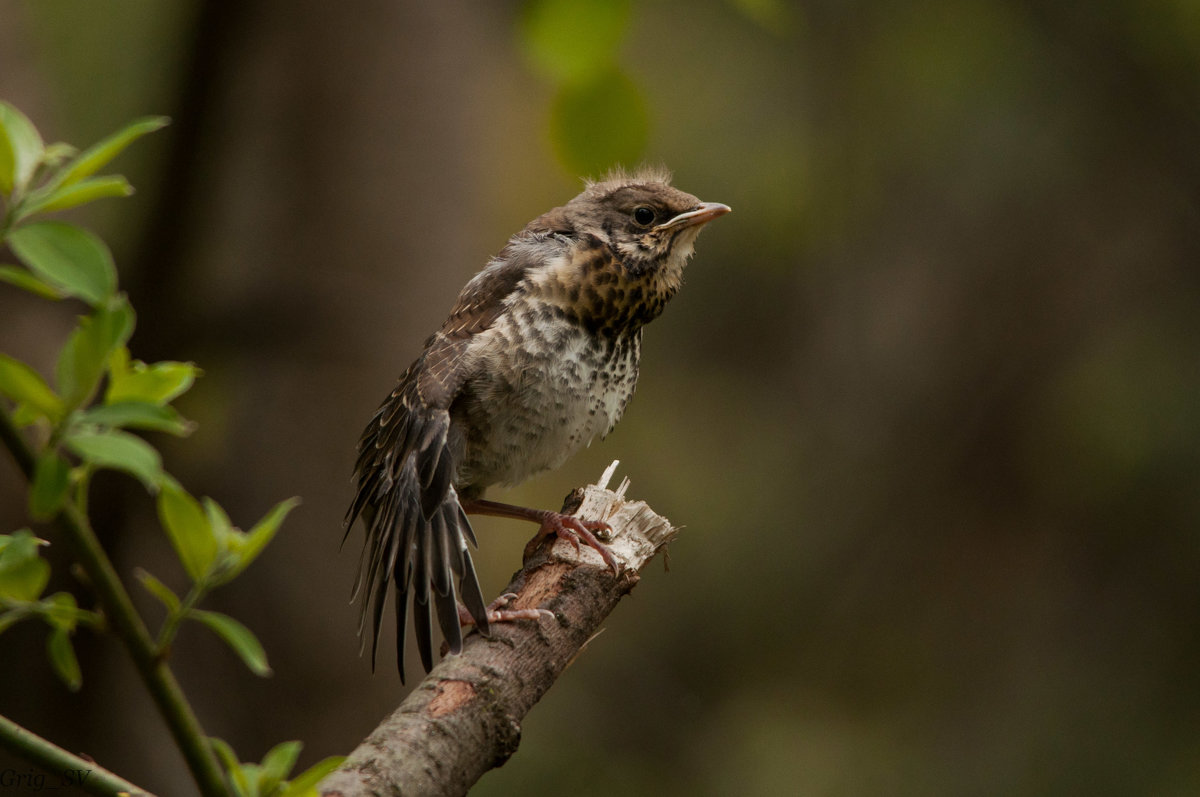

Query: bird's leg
[447,594,552,656]
[456,593,552,627]
[461,498,619,573]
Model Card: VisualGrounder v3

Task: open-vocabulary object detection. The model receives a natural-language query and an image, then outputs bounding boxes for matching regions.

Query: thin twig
[0,712,156,797]
[0,405,34,478]
[0,406,230,797]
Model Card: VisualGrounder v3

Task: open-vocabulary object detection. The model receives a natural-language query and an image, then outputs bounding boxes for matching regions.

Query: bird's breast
[451,302,641,491]
[526,236,678,337]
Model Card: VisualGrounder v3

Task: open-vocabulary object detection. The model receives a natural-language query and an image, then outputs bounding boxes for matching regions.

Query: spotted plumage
[345,168,729,680]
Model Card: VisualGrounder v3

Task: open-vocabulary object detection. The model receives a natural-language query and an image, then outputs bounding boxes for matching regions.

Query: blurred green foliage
[550,67,648,178]
[520,0,630,84]
[0,102,334,795]
[519,0,647,174]
[3,1,1200,795]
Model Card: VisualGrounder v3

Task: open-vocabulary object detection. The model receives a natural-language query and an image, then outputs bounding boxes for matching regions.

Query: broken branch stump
[320,461,679,797]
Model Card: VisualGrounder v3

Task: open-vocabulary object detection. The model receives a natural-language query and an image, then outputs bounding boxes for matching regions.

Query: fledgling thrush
[345,167,729,680]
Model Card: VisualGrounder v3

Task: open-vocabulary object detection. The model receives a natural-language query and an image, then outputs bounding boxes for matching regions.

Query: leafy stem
[0,100,326,797]
[0,403,231,797]
[0,712,152,797]
[155,572,207,654]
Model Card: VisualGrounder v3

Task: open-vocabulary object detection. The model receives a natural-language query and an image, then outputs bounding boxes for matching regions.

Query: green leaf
[0,114,14,196]
[209,736,241,770]
[65,427,163,491]
[0,354,64,423]
[78,401,195,436]
[56,296,136,409]
[550,68,648,176]
[19,175,134,219]
[189,609,272,676]
[5,222,117,306]
[240,764,265,797]
[156,480,217,582]
[0,530,50,602]
[259,740,302,794]
[278,756,346,797]
[210,737,252,797]
[0,101,45,195]
[520,0,630,83]
[135,569,181,613]
[55,116,168,188]
[40,591,81,632]
[47,626,83,691]
[223,497,300,582]
[29,450,70,521]
[203,497,235,548]
[0,264,66,299]
[200,499,241,585]
[10,402,43,427]
[106,353,200,405]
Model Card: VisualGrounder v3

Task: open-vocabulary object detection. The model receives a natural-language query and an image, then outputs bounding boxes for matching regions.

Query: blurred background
[2,0,1199,794]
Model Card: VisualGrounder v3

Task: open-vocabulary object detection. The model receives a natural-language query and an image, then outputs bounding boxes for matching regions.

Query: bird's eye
[633,206,656,226]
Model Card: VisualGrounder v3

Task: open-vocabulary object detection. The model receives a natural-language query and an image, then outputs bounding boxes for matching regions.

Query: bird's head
[525,167,730,282]
[517,168,730,334]
[568,167,730,279]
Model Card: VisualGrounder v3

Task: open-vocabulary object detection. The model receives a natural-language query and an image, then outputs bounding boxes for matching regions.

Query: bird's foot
[523,511,619,573]
[457,593,553,626]
[462,498,621,573]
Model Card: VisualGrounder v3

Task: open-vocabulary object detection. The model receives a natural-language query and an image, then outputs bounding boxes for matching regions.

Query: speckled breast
[451,305,642,492]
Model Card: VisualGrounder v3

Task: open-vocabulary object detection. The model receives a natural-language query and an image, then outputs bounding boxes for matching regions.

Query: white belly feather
[453,310,640,489]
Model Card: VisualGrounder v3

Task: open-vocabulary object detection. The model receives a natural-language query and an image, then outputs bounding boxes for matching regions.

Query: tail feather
[447,499,488,637]
[413,597,434,676]
[430,509,453,597]
[349,381,491,680]
[393,585,410,684]
[450,495,478,548]
[458,549,489,639]
[436,589,463,655]
[348,510,372,607]
[416,414,452,518]
[423,449,455,519]
[355,502,387,633]
[368,557,388,669]
[367,477,408,669]
[433,499,466,654]
[412,547,434,675]
[393,501,419,597]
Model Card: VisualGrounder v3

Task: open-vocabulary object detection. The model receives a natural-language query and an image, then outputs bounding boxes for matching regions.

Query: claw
[463,498,621,573]
[457,593,553,627]
[531,513,619,573]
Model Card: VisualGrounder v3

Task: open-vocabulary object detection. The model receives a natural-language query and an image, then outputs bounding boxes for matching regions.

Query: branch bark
[319,461,678,797]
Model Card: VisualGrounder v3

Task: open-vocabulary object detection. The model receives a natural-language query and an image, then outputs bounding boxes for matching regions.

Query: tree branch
[0,712,156,797]
[319,461,679,797]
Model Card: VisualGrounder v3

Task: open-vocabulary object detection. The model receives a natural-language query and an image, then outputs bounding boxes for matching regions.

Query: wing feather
[345,237,552,679]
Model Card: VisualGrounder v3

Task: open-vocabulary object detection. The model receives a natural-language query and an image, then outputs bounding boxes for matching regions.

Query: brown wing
[344,241,543,680]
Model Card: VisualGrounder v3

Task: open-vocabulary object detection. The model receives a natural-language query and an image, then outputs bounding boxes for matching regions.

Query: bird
[344,166,730,681]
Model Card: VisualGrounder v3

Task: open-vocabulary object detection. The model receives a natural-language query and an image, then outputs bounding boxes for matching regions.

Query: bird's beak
[655,202,732,231]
